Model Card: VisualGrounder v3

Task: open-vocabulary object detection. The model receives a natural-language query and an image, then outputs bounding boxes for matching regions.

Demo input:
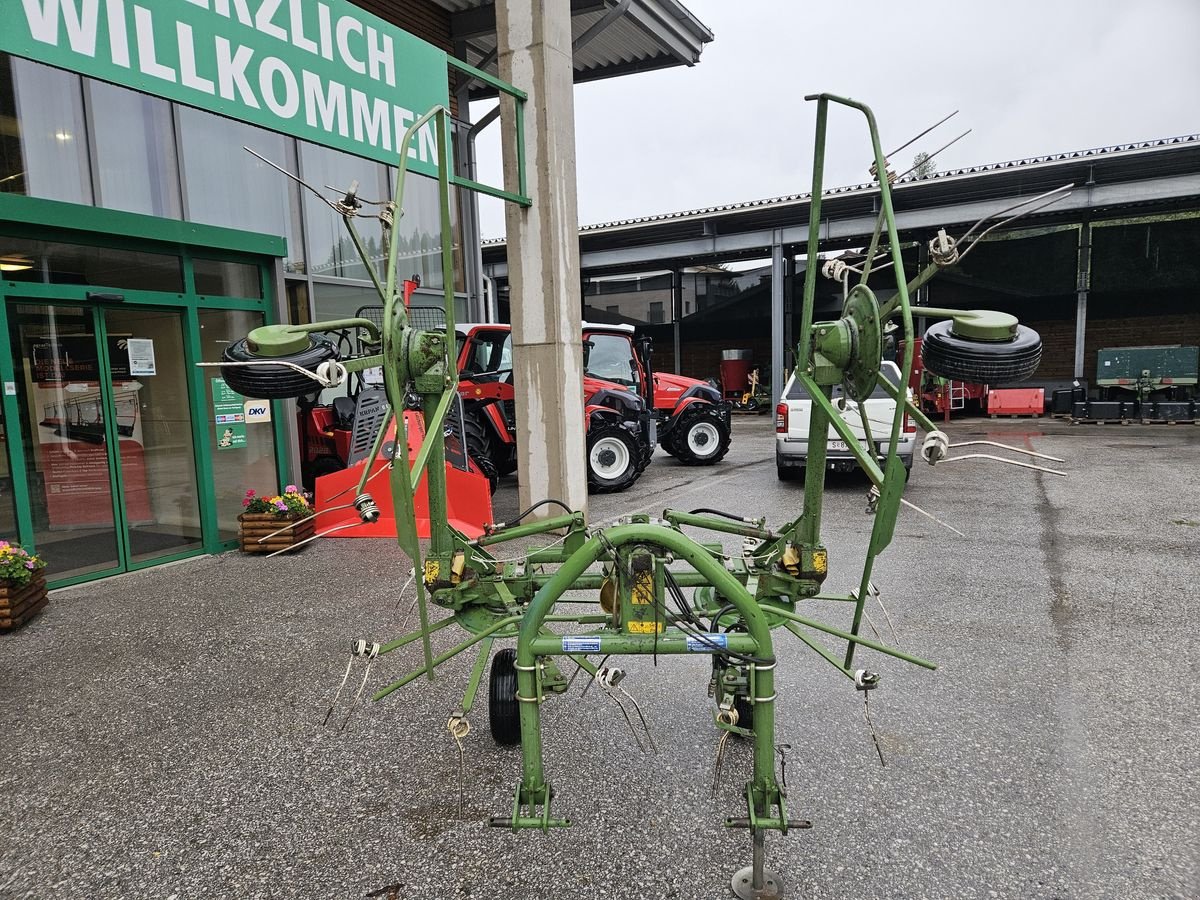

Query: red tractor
[454,323,652,493]
[582,323,732,466]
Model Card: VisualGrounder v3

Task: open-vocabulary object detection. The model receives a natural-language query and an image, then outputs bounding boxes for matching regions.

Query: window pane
[388,167,462,290]
[300,141,390,282]
[193,258,262,298]
[177,107,304,274]
[198,309,279,542]
[0,54,92,204]
[87,80,181,219]
[0,236,182,292]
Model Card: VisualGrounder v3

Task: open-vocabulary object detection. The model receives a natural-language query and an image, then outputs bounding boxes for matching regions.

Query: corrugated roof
[574,134,1200,234]
[431,1,713,92]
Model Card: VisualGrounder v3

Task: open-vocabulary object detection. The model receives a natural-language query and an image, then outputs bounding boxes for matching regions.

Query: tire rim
[687,421,720,456]
[589,436,631,480]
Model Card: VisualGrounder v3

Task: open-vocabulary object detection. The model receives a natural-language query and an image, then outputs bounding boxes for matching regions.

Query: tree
[911,151,935,180]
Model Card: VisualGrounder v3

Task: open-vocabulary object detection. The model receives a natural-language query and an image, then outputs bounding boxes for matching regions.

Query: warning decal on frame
[562,636,602,653]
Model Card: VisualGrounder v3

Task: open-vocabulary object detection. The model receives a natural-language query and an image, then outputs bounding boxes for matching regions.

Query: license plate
[829,440,850,452]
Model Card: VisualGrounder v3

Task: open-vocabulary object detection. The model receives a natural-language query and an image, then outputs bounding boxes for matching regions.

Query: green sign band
[3,0,450,178]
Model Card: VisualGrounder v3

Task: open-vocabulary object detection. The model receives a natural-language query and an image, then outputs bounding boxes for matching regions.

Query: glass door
[103,306,202,564]
[6,302,122,580]
[5,301,202,582]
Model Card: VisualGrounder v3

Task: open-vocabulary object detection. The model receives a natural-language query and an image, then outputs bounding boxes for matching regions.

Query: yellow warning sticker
[813,550,828,574]
[627,619,664,634]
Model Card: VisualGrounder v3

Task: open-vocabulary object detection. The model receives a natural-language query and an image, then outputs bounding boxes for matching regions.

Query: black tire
[668,404,732,465]
[221,337,339,400]
[921,321,1042,384]
[462,413,498,494]
[777,463,803,482]
[586,421,642,494]
[488,648,521,746]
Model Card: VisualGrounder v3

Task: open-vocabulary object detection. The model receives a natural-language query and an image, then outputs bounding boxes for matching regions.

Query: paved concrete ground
[2,415,1197,900]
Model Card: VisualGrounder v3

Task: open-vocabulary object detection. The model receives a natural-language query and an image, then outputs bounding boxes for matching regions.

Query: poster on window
[27,335,151,527]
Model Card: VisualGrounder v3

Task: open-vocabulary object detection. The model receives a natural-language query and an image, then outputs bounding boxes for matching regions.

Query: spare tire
[921,320,1042,384]
[221,336,338,400]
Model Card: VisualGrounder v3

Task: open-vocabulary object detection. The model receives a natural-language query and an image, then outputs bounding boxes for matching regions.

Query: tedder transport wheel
[586,421,642,494]
[669,405,732,466]
[921,320,1042,384]
[221,337,338,400]
[488,648,521,745]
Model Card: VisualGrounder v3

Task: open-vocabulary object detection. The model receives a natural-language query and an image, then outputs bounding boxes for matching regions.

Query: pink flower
[285,484,299,494]
[243,498,251,507]
[25,561,36,569]
[245,489,255,497]
[0,541,9,549]
[274,500,288,510]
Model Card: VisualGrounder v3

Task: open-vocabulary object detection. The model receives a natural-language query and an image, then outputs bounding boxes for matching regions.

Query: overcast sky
[473,0,1199,240]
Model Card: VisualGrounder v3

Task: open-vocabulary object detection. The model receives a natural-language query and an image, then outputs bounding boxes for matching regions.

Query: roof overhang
[433,0,713,96]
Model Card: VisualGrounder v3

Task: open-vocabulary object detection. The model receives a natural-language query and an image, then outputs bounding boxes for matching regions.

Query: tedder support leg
[505,524,789,894]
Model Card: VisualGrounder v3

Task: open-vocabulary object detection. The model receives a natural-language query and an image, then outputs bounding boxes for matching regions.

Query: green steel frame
[229,82,1056,897]
[232,92,1040,897]
[0,194,288,588]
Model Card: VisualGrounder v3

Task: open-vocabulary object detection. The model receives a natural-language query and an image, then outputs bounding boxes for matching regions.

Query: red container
[987,388,1045,416]
[720,350,755,399]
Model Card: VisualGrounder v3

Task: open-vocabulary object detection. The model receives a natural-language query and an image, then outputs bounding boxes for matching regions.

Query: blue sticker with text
[686,633,728,652]
[562,636,601,653]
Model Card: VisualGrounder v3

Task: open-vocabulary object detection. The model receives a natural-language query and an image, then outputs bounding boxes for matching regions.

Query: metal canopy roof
[482,134,1200,275]
[433,0,713,95]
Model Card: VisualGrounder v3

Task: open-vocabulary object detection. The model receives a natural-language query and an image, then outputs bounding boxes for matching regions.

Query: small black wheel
[921,321,1042,384]
[669,404,732,465]
[488,648,521,745]
[221,337,338,400]
[586,420,642,494]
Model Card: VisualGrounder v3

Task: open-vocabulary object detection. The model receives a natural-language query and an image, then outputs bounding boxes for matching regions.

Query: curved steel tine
[324,462,392,504]
[939,453,1066,476]
[947,440,1064,462]
[958,183,1074,246]
[266,521,368,557]
[618,685,657,754]
[886,110,959,159]
[256,502,359,543]
[899,497,966,537]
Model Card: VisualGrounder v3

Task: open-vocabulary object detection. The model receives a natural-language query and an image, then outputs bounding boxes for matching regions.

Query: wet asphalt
[1,414,1197,900]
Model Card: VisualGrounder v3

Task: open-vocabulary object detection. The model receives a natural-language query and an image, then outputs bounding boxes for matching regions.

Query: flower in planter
[0,540,46,587]
[242,486,314,520]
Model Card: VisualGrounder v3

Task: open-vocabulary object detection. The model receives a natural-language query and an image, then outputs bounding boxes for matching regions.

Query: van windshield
[784,362,903,400]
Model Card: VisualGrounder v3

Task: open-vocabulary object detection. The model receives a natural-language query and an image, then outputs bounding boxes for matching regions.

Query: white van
[775,361,916,480]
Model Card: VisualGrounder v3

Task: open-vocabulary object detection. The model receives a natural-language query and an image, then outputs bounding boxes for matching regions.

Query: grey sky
[474,0,1199,240]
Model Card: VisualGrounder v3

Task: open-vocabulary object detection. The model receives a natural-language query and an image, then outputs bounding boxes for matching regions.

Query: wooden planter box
[238,513,316,554]
[0,571,48,631]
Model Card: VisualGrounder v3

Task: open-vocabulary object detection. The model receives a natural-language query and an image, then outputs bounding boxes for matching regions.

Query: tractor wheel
[921,321,1042,384]
[221,337,338,400]
[669,405,732,466]
[463,414,498,494]
[488,648,521,746]
[586,421,641,494]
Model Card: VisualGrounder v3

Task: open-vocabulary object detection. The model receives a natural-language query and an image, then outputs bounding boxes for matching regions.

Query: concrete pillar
[770,230,785,406]
[496,0,588,516]
[1074,222,1092,379]
[672,269,683,374]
